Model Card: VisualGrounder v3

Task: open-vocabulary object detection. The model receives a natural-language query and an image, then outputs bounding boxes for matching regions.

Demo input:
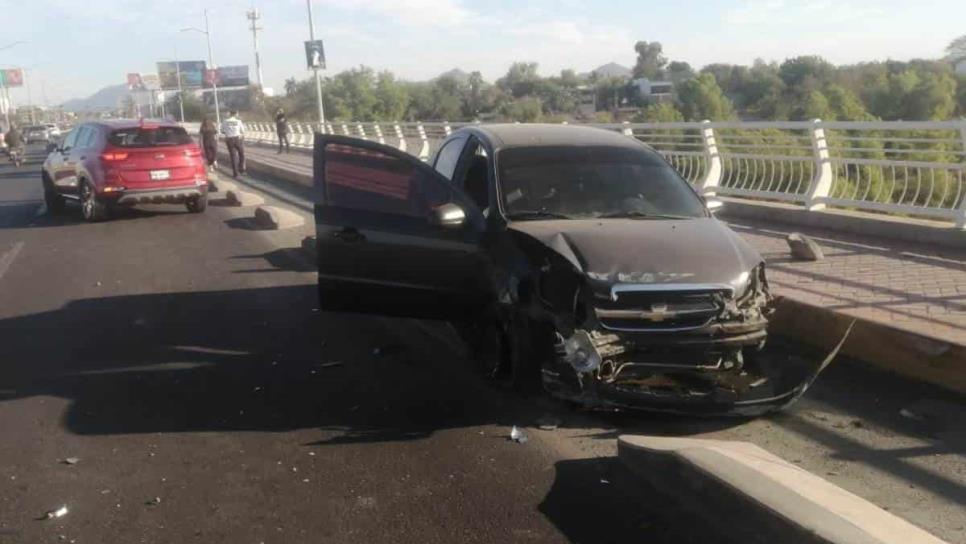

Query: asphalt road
[0,143,963,543]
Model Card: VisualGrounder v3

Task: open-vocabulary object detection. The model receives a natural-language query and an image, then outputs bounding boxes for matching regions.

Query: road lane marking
[0,241,24,282]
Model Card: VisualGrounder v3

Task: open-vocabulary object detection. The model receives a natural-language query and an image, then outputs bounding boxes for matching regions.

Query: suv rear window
[108,127,192,148]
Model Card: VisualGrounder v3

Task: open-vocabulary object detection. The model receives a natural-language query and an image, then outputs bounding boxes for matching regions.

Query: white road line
[0,241,25,282]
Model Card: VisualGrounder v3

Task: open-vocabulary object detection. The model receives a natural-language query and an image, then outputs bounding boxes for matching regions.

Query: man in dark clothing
[5,125,23,151]
[275,108,290,154]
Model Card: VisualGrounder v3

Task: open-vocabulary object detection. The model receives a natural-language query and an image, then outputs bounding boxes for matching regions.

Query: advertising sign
[141,74,160,91]
[215,65,249,88]
[204,69,219,87]
[0,68,24,87]
[304,40,325,69]
[157,61,206,89]
[126,73,143,90]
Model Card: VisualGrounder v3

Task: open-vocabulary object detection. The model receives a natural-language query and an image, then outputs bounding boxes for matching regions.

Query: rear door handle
[332,226,366,243]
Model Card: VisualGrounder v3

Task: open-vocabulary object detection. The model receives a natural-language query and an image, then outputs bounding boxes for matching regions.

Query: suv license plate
[150,170,170,181]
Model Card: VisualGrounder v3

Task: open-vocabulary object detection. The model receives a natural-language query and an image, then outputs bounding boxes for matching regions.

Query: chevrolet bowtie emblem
[645,303,670,322]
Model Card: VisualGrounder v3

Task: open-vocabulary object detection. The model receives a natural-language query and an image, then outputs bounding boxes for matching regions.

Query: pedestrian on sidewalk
[275,108,290,154]
[222,110,246,178]
[199,116,218,172]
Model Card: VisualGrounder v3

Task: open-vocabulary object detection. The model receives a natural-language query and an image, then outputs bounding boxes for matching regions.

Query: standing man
[222,110,246,178]
[275,108,290,154]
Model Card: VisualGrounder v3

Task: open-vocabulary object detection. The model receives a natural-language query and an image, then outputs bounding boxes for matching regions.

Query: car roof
[87,119,182,130]
[465,123,646,151]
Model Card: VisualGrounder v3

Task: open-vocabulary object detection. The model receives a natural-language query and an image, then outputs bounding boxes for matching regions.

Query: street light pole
[174,44,185,123]
[203,9,221,127]
[0,41,26,129]
[306,0,325,129]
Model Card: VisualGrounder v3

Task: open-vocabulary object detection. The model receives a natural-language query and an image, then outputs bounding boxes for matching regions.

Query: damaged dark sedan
[313,124,832,415]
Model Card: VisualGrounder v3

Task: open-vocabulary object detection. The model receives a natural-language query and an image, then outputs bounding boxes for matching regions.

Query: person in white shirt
[221,110,246,177]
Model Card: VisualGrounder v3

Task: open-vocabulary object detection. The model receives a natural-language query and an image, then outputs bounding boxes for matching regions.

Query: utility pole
[204,9,221,127]
[306,0,325,129]
[174,44,185,123]
[246,9,264,90]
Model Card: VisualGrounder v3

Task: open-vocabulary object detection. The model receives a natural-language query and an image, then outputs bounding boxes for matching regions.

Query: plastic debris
[509,426,528,444]
[317,361,344,369]
[145,497,162,506]
[62,457,80,465]
[899,408,924,421]
[44,506,69,519]
[600,478,610,485]
[537,417,561,431]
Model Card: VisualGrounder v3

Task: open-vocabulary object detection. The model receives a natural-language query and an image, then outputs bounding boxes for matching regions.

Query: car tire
[186,195,208,213]
[460,313,548,394]
[80,180,108,222]
[42,173,66,215]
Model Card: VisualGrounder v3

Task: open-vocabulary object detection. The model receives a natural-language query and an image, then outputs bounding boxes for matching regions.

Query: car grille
[594,286,729,332]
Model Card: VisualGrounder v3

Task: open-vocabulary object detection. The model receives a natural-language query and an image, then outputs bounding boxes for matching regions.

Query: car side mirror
[430,203,466,229]
[706,199,724,214]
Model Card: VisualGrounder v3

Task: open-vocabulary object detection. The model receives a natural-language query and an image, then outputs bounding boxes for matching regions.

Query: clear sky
[0,0,963,105]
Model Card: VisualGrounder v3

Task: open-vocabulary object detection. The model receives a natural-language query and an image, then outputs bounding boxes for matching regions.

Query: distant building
[579,62,633,81]
[632,77,674,100]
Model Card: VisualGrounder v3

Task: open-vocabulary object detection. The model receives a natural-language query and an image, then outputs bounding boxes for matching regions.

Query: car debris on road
[43,506,69,520]
[509,426,528,444]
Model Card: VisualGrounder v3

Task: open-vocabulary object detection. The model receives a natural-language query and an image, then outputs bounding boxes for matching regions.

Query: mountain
[579,62,633,80]
[61,84,130,112]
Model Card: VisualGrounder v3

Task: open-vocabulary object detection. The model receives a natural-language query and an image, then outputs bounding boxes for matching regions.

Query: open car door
[314,134,488,319]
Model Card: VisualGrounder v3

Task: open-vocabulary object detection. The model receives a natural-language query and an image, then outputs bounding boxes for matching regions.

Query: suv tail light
[101,151,129,161]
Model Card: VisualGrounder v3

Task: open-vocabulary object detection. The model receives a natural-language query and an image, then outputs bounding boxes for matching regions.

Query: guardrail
[186,120,966,228]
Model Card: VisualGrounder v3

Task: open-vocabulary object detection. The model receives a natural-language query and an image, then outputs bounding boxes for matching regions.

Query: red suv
[42,119,209,221]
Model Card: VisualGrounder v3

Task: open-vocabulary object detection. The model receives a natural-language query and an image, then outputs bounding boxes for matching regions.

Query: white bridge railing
[228,120,966,228]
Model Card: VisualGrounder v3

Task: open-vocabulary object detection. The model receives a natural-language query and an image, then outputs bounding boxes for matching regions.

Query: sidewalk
[236,142,966,389]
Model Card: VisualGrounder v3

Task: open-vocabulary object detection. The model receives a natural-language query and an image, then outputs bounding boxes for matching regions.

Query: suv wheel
[186,195,208,213]
[80,180,108,222]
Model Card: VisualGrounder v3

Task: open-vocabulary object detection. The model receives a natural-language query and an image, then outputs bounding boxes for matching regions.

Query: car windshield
[26,125,46,132]
[498,145,706,220]
[107,126,192,148]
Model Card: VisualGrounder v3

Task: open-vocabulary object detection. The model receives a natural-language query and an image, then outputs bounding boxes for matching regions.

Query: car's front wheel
[80,180,108,222]
[186,195,208,213]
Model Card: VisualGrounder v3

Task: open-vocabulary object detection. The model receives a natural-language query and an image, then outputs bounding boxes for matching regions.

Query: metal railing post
[621,121,633,136]
[956,122,966,229]
[416,123,430,161]
[443,122,452,137]
[356,122,367,140]
[394,124,407,152]
[699,120,723,195]
[373,123,385,145]
[805,119,833,211]
[340,123,349,136]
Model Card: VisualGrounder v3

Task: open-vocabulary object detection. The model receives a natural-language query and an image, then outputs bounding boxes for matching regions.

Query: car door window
[61,129,79,151]
[71,127,91,151]
[432,136,467,180]
[323,142,451,218]
[77,127,97,149]
[451,140,491,213]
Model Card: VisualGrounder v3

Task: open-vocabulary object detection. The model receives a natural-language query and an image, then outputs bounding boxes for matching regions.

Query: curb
[617,435,948,544]
[770,296,966,395]
[254,206,305,230]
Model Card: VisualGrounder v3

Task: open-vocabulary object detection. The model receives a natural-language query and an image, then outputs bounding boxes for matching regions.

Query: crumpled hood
[509,218,762,289]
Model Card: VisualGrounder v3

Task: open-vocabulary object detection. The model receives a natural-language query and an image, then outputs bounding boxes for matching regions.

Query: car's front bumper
[111,185,207,205]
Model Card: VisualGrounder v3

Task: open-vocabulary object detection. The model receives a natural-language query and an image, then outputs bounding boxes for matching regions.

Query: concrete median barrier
[254,206,305,230]
[225,190,265,207]
[618,435,948,544]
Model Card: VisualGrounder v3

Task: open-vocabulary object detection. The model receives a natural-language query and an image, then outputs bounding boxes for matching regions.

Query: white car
[45,124,61,138]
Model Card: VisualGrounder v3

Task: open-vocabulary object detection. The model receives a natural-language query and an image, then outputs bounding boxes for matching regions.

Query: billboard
[305,40,325,69]
[214,65,249,88]
[126,73,143,90]
[157,61,206,90]
[141,74,160,91]
[0,68,24,87]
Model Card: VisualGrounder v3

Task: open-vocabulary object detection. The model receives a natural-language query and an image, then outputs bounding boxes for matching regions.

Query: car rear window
[108,127,192,148]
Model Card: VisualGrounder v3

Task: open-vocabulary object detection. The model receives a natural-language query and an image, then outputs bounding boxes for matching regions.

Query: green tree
[635,102,684,122]
[497,62,541,98]
[676,73,736,120]
[778,56,835,90]
[499,97,542,122]
[632,41,667,79]
[666,61,695,85]
[374,71,409,121]
[284,77,298,97]
[946,34,966,61]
